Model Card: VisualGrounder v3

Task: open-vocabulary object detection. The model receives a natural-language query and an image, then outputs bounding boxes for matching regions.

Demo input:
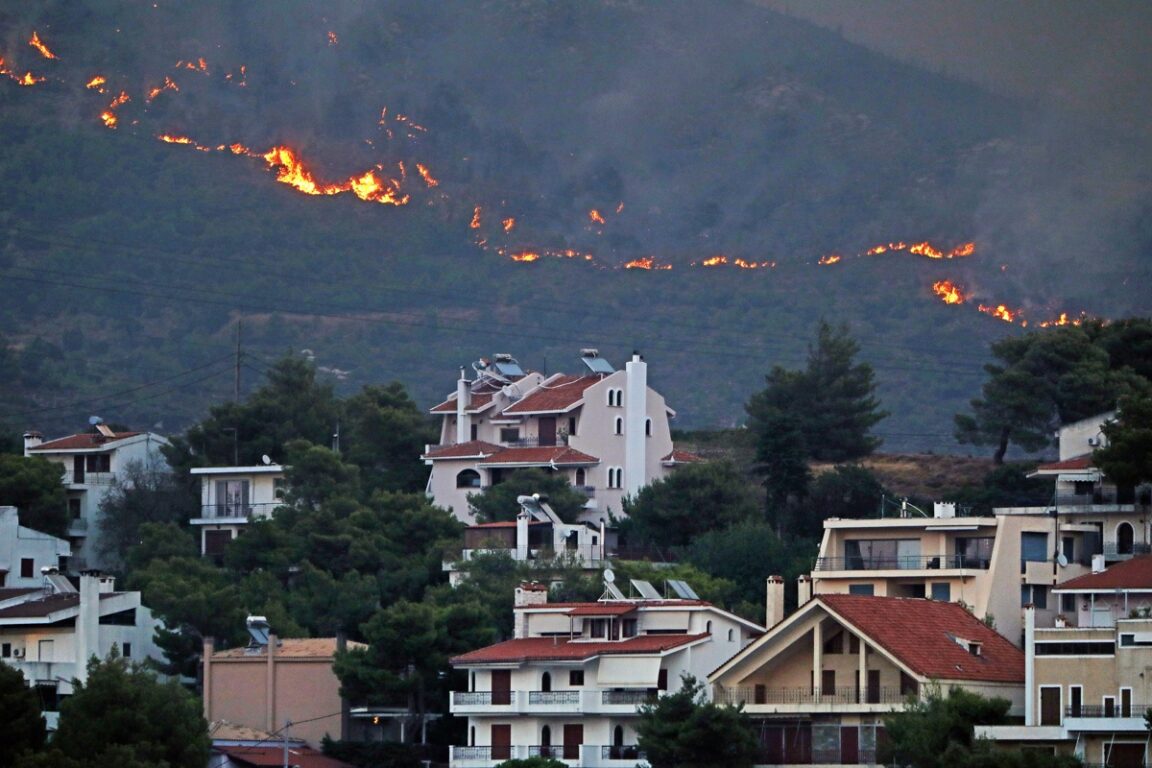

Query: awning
[1057,472,1101,482]
[597,656,662,687]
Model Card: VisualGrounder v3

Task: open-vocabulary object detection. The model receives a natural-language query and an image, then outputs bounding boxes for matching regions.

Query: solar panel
[667,580,700,600]
[581,353,615,374]
[631,579,662,600]
[492,355,525,377]
[604,583,626,600]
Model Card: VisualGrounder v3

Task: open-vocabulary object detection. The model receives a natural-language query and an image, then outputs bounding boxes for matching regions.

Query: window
[706,620,713,635]
[1061,593,1076,613]
[848,584,874,596]
[68,498,81,519]
[1,643,9,658]
[215,480,250,517]
[1020,532,1049,572]
[821,670,836,694]
[844,539,921,569]
[20,558,34,579]
[122,642,132,658]
[607,468,623,489]
[607,388,623,407]
[622,619,637,638]
[541,672,551,692]
[900,671,919,696]
[1021,584,1048,609]
[86,454,111,473]
[954,537,994,568]
[588,619,607,638]
[1069,686,1082,717]
[575,468,586,486]
[727,628,735,642]
[569,670,584,686]
[644,418,652,437]
[456,469,482,488]
[930,583,951,601]
[1035,641,1115,656]
[823,633,843,654]
[470,424,478,441]
[614,417,623,435]
[273,477,287,500]
[499,427,520,443]
[568,417,577,437]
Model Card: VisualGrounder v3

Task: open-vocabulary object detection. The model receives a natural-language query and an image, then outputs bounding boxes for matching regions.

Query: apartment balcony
[814,555,990,574]
[1103,541,1152,561]
[190,501,281,525]
[450,688,655,716]
[1063,704,1148,733]
[67,518,88,537]
[715,685,913,714]
[449,743,644,767]
[65,472,116,488]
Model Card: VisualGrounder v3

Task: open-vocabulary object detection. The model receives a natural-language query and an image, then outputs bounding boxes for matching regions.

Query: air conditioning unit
[1087,437,1101,447]
[12,648,24,658]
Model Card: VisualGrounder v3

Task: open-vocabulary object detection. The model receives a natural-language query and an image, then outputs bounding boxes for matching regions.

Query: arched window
[614,416,623,435]
[541,671,552,692]
[456,469,481,488]
[470,726,476,747]
[541,725,552,756]
[706,620,713,635]
[727,628,735,642]
[645,417,652,437]
[575,468,586,486]
[1117,522,1135,555]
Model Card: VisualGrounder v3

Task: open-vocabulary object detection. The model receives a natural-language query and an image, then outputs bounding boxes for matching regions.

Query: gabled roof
[1054,556,1152,592]
[478,446,599,467]
[29,432,142,451]
[1032,454,1095,473]
[501,375,602,415]
[713,595,1022,684]
[430,391,497,414]
[662,449,701,465]
[213,745,355,768]
[421,440,503,460]
[451,633,706,665]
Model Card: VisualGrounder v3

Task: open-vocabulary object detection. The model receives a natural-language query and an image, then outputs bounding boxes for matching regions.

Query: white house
[0,570,164,731]
[23,427,170,570]
[423,350,697,525]
[189,463,287,558]
[447,580,763,767]
[0,506,71,588]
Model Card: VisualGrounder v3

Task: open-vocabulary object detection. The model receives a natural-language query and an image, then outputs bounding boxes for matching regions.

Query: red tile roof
[1054,556,1152,591]
[214,745,355,768]
[451,633,706,665]
[430,392,496,414]
[478,446,599,466]
[421,440,503,460]
[1034,455,1096,472]
[502,375,601,414]
[567,604,638,616]
[29,432,141,451]
[662,449,701,464]
[818,594,1024,683]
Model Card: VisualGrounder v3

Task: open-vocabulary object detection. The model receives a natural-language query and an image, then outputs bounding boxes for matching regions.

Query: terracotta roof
[819,594,1024,683]
[567,604,637,616]
[451,633,706,665]
[211,638,366,660]
[1054,556,1152,591]
[662,449,702,464]
[430,391,496,414]
[1034,455,1096,472]
[213,745,355,768]
[29,432,141,451]
[0,592,122,619]
[478,446,599,466]
[468,521,550,529]
[502,375,601,414]
[421,440,503,460]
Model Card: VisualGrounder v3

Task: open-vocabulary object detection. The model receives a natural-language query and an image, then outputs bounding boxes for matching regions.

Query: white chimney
[22,431,43,457]
[516,508,530,561]
[76,571,102,683]
[765,575,785,628]
[455,368,470,444]
[623,353,647,496]
[797,574,812,605]
[513,582,548,638]
[1091,554,1106,573]
[1024,605,1036,726]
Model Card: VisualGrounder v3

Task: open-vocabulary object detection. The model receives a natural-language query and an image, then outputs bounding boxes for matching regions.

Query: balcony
[715,685,913,711]
[449,744,645,767]
[190,501,281,524]
[1103,541,1152,560]
[814,555,989,572]
[451,688,656,716]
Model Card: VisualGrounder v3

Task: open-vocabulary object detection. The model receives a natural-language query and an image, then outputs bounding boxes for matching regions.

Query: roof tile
[502,375,601,414]
[1055,555,1152,591]
[451,633,705,665]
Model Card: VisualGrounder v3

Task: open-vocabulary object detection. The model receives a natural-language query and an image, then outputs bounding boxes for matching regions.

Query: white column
[516,510,529,561]
[455,369,470,444]
[813,620,823,698]
[1024,605,1036,726]
[623,354,647,496]
[75,572,101,683]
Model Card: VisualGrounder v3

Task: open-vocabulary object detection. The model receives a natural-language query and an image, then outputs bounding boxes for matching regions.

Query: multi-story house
[0,570,164,731]
[189,462,287,559]
[447,581,763,767]
[445,494,606,586]
[23,426,170,570]
[810,503,1095,646]
[422,350,696,524]
[710,593,1025,767]
[0,506,71,587]
[978,584,1152,768]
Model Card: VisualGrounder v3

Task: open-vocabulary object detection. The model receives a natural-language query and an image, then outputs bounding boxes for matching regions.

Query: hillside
[1,1,1149,452]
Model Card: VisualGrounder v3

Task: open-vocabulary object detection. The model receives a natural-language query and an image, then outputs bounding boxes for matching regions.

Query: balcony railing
[602,689,655,705]
[602,745,644,761]
[452,691,501,706]
[717,685,912,706]
[527,690,580,705]
[1066,704,1145,718]
[193,501,282,521]
[814,555,990,572]
[1103,542,1152,558]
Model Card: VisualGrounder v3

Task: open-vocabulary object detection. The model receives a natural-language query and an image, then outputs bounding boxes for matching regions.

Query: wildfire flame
[415,163,439,188]
[146,76,179,102]
[734,258,775,269]
[589,209,606,225]
[818,254,842,265]
[17,72,45,86]
[510,251,540,262]
[261,145,410,205]
[85,75,106,91]
[502,217,515,233]
[932,280,965,305]
[699,255,728,267]
[29,32,57,60]
[328,31,338,45]
[978,303,1017,323]
[470,207,482,229]
[176,58,208,73]
[1038,312,1088,328]
[864,241,973,259]
[624,257,671,270]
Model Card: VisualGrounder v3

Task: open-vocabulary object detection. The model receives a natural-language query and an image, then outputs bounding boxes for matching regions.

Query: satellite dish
[1056,553,1069,568]
[88,415,103,425]
[261,455,272,465]
[603,568,615,583]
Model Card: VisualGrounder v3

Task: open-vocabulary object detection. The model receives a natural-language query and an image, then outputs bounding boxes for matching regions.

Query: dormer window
[968,642,982,657]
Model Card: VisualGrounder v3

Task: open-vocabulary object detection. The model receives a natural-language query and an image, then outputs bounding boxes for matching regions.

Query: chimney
[76,571,102,683]
[1091,554,1106,573]
[623,352,647,496]
[516,508,530,561]
[765,575,785,628]
[203,636,215,720]
[796,574,812,605]
[514,582,548,639]
[22,431,43,457]
[455,367,471,444]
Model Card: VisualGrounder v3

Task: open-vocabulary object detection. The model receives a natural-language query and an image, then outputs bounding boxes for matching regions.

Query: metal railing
[717,685,911,706]
[194,501,282,520]
[1066,704,1145,718]
[1103,542,1152,558]
[602,745,645,760]
[814,555,990,571]
[527,690,580,705]
[452,691,501,706]
[602,689,655,705]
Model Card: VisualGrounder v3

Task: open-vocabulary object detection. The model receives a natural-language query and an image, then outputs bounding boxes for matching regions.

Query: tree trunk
[993,426,1011,465]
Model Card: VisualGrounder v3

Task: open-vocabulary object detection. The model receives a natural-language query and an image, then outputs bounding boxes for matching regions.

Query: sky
[756,0,1152,138]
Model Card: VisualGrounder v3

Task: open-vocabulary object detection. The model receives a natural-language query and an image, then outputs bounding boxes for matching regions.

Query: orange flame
[16,72,45,86]
[100,111,117,128]
[978,304,1018,323]
[699,255,728,267]
[510,251,540,262]
[589,209,606,225]
[109,91,129,108]
[615,202,625,214]
[734,258,775,269]
[85,75,106,90]
[470,207,482,229]
[624,257,671,270]
[146,76,179,102]
[818,254,841,265]
[415,163,439,188]
[932,280,965,305]
[176,58,208,73]
[261,145,410,206]
[502,217,516,233]
[159,134,194,145]
[1038,312,1088,328]
[29,31,57,60]
[328,31,339,45]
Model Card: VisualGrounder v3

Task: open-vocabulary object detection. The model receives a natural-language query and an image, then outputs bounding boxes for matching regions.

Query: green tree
[0,660,46,763]
[751,408,812,537]
[342,382,436,494]
[635,674,758,768]
[49,653,209,768]
[1096,393,1152,488]
[956,326,1149,464]
[468,467,589,523]
[799,464,886,539]
[747,321,887,464]
[96,459,198,569]
[0,454,68,537]
[621,461,759,548]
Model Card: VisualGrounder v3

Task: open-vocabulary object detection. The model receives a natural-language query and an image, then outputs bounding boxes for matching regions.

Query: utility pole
[282,719,291,768]
[234,318,243,403]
